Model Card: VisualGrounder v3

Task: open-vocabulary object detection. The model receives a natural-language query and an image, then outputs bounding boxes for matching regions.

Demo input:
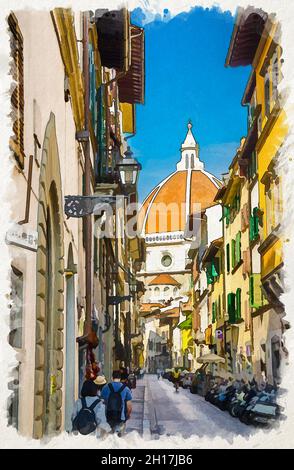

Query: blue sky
[129,6,251,202]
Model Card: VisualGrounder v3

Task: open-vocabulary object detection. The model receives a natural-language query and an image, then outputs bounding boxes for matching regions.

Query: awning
[197,353,225,364]
[95,8,130,72]
[201,237,223,263]
[225,7,268,67]
[118,25,145,104]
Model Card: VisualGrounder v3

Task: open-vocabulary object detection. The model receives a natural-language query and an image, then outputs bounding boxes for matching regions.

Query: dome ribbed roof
[139,122,221,236]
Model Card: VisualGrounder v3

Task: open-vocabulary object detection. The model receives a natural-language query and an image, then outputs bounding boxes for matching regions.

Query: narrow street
[127,375,253,440]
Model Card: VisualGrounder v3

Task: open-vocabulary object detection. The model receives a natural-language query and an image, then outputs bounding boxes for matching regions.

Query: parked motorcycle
[246,389,284,426]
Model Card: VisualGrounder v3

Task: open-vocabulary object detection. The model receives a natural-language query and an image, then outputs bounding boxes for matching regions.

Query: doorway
[64,244,76,432]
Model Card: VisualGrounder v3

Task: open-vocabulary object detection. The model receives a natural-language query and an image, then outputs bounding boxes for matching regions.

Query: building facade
[7,7,145,438]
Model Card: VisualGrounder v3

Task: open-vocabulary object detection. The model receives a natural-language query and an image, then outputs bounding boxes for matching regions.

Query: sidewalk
[126,376,150,436]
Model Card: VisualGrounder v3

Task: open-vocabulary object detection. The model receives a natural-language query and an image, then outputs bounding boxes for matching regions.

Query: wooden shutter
[250,274,262,308]
[231,239,236,269]
[226,243,230,273]
[8,13,25,168]
[236,288,241,319]
[241,207,245,232]
[236,231,241,264]
[244,203,250,227]
[227,293,236,324]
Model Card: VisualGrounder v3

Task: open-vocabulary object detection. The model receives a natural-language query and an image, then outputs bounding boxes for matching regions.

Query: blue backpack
[72,397,100,435]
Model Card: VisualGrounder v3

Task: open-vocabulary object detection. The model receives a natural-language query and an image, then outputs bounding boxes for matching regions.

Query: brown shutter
[8,13,25,168]
[241,207,245,232]
[244,203,250,227]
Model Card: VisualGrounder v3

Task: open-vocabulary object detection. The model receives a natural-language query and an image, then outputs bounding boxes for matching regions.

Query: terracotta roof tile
[149,274,181,287]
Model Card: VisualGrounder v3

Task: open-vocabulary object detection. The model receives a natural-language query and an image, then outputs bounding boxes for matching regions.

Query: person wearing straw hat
[71,379,111,438]
[94,375,107,395]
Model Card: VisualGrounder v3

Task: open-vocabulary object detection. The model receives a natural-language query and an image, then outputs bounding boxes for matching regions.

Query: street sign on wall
[6,225,38,252]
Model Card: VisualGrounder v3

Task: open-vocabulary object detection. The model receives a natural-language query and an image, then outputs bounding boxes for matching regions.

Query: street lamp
[116,147,142,189]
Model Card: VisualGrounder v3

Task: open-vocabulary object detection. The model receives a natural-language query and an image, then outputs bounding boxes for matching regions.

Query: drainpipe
[83,11,92,335]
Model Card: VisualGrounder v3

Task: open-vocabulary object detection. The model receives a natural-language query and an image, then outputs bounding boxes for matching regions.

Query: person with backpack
[101,370,133,436]
[71,379,111,437]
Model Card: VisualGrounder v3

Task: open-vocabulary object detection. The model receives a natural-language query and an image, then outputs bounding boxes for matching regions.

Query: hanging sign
[6,225,38,252]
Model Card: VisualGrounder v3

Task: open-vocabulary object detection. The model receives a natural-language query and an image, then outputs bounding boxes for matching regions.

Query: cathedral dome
[139,122,221,237]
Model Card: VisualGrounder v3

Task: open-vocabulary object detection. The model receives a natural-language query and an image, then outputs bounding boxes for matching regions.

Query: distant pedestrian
[128,370,137,389]
[71,380,111,437]
[157,368,162,380]
[101,370,132,437]
[120,368,131,388]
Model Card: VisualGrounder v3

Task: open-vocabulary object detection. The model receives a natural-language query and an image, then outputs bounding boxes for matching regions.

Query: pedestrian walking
[101,370,133,437]
[157,368,161,380]
[128,370,137,389]
[71,380,111,437]
[94,374,107,394]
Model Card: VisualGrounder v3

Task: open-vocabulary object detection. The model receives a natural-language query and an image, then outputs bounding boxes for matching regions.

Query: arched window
[164,286,170,297]
[154,287,160,297]
[185,154,189,169]
[173,287,178,297]
[191,154,194,168]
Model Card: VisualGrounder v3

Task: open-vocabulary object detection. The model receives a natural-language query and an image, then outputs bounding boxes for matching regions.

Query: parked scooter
[245,388,284,426]
[229,383,258,423]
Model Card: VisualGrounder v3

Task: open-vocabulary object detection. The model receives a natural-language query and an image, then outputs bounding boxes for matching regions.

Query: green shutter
[236,288,241,319]
[212,302,216,323]
[253,207,259,239]
[226,243,230,273]
[231,239,236,269]
[211,260,218,277]
[206,264,213,284]
[227,293,236,324]
[223,206,230,225]
[250,208,259,241]
[250,274,262,308]
[236,231,241,264]
[249,215,254,241]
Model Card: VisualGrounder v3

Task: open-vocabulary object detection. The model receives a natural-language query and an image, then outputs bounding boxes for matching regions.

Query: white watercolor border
[0,0,294,449]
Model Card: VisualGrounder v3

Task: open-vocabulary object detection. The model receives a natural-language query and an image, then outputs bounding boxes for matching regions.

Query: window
[9,266,23,349]
[227,293,236,324]
[249,151,257,179]
[173,287,178,297]
[226,243,230,273]
[264,72,270,118]
[272,50,279,103]
[231,239,236,270]
[212,302,216,323]
[274,177,283,226]
[185,154,189,169]
[206,261,218,285]
[8,13,25,168]
[161,254,172,267]
[250,207,259,241]
[164,286,170,297]
[154,287,160,297]
[223,206,230,226]
[235,231,241,265]
[250,274,263,309]
[191,154,194,168]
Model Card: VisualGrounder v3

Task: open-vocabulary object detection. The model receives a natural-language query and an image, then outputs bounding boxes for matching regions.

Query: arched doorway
[64,244,76,432]
[33,113,64,439]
